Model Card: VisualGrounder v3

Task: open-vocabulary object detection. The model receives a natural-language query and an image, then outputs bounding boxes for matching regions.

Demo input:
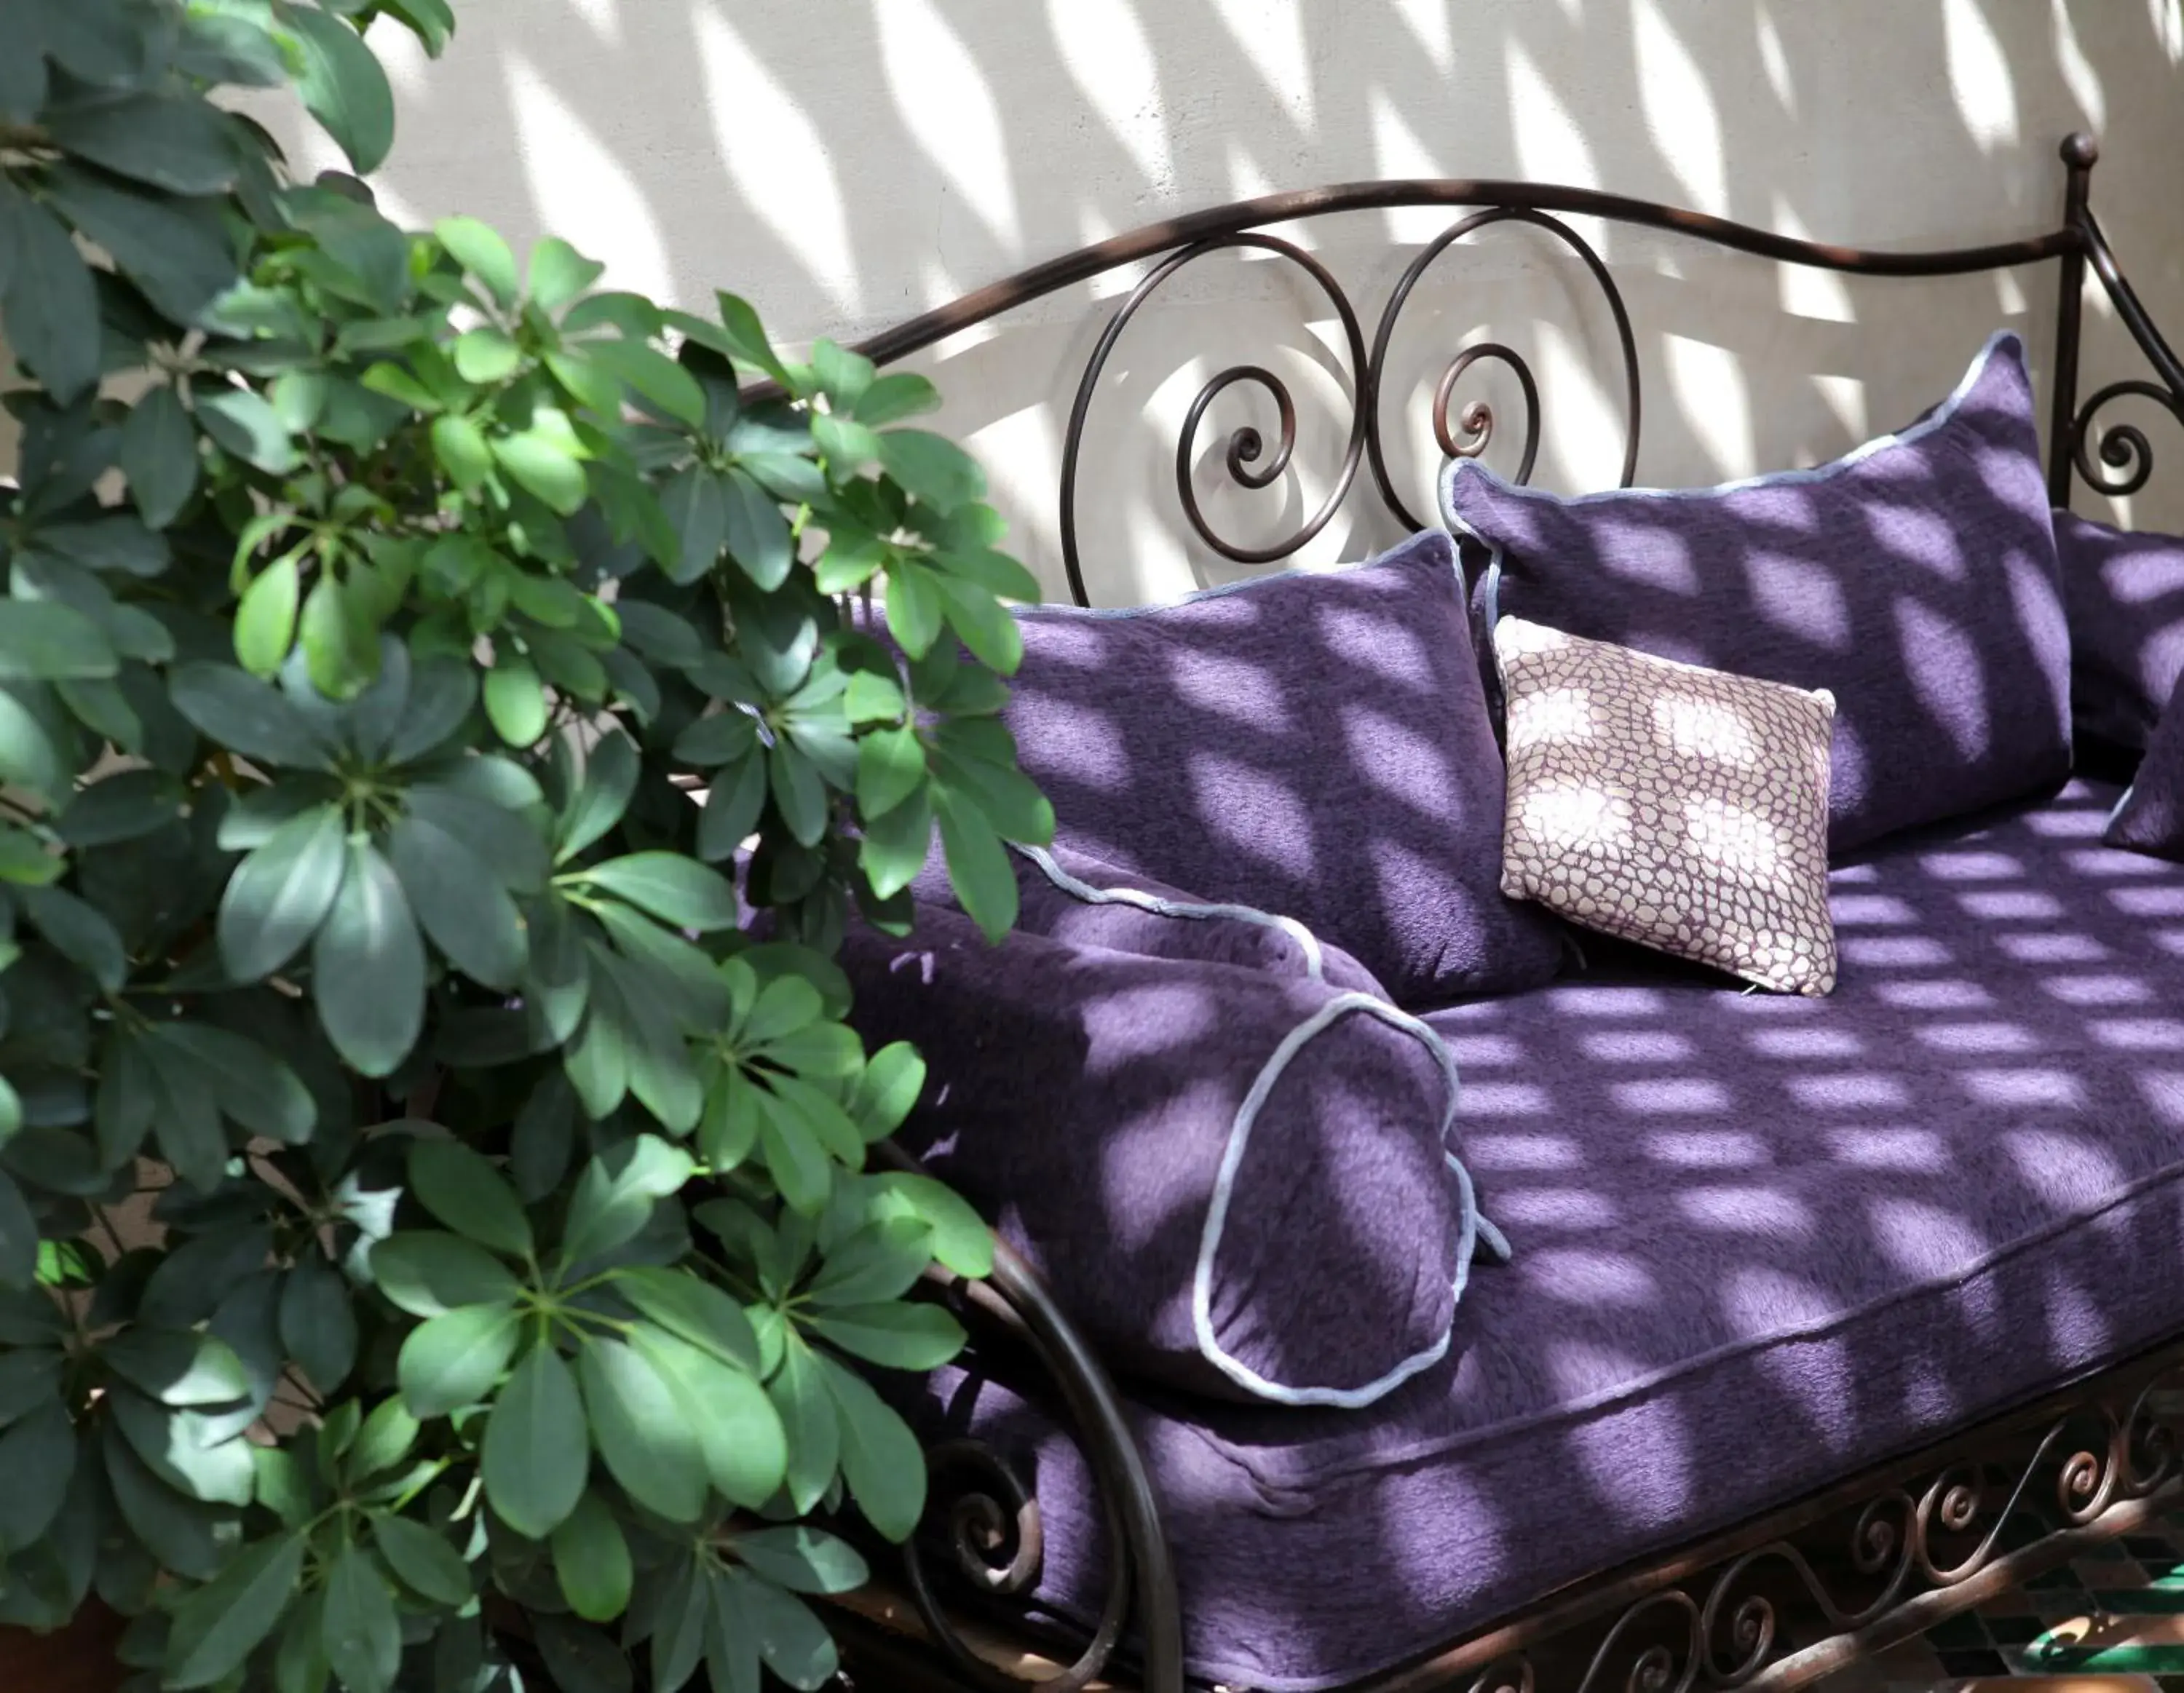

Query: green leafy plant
[0,2,1053,1689]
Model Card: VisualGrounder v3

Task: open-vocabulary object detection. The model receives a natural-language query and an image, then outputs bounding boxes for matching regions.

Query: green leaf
[103,1424,229,1581]
[720,468,792,590]
[110,1389,254,1505]
[731,1526,867,1596]
[869,1172,989,1278]
[529,237,604,313]
[42,92,240,194]
[549,1492,630,1623]
[933,574,1023,673]
[766,741,827,848]
[388,812,527,989]
[650,1560,708,1693]
[435,216,519,309]
[297,571,379,699]
[577,852,740,931]
[557,728,638,860]
[407,1138,533,1259]
[819,1352,925,1540]
[629,1327,785,1510]
[1,187,100,402]
[60,769,182,849]
[20,885,126,991]
[346,1397,419,1483]
[0,1172,33,1290]
[802,1219,930,1307]
[234,554,301,678]
[103,1327,250,1406]
[696,756,767,863]
[577,1338,705,1522]
[310,840,424,1077]
[196,386,299,475]
[371,1232,522,1318]
[804,1300,965,1370]
[482,1344,587,1538]
[372,1515,472,1607]
[396,1303,518,1418]
[738,1573,837,1692]
[430,414,491,492]
[453,325,522,383]
[710,290,787,382]
[0,600,113,684]
[659,464,725,586]
[41,163,237,325]
[285,8,397,173]
[854,725,925,820]
[852,371,941,427]
[0,1397,73,1553]
[156,1023,314,1144]
[858,782,931,900]
[767,1337,836,1515]
[558,1136,692,1268]
[0,1349,60,1424]
[882,560,942,659]
[163,1529,304,1689]
[585,338,705,429]
[702,1571,761,1693]
[879,429,985,513]
[277,1258,357,1393]
[612,1267,757,1372]
[217,804,345,980]
[483,655,548,747]
[170,662,329,768]
[492,418,588,515]
[933,782,1017,942]
[321,1541,400,1693]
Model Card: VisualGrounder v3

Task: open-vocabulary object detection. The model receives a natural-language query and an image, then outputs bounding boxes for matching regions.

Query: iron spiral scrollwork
[1480,1358,2184,1693]
[1059,231,1372,604]
[2070,379,2184,498]
[1365,207,1644,532]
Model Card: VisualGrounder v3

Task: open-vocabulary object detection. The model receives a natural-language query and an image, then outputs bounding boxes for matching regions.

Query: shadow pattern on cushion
[2105,667,2184,860]
[999,530,1567,1007]
[914,780,2184,1692]
[1443,331,2071,853]
[2057,509,2184,754]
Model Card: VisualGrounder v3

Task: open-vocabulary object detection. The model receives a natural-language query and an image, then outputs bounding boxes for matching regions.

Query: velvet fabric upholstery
[2056,510,2184,754]
[906,840,1388,999]
[917,780,2184,1691]
[842,901,1484,1405]
[2105,670,2184,859]
[998,529,1567,1006]
[1441,332,2072,852]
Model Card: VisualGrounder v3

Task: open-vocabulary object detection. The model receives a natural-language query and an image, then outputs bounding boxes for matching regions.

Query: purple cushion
[2056,510,2184,753]
[1001,530,1567,1007]
[1441,331,2072,852]
[841,901,1498,1406]
[920,779,2184,1690]
[908,840,1388,998]
[2105,669,2184,857]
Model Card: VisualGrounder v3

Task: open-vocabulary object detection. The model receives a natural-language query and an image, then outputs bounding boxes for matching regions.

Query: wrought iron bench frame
[824,133,2184,1693]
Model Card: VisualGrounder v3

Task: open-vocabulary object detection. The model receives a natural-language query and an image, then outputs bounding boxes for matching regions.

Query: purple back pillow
[2055,510,2184,753]
[841,902,1499,1406]
[1441,330,2072,852]
[2105,669,2184,859]
[907,838,1388,998]
[1000,530,1565,1007]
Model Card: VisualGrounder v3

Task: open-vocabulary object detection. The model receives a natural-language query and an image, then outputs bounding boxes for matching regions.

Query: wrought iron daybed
[812,133,2184,1693]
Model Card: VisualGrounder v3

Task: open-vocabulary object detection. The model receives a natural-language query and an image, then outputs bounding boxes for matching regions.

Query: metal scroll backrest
[836,131,2184,609]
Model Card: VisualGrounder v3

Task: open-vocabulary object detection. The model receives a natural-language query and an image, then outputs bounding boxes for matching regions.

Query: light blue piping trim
[1191,991,1508,1410]
[1010,841,1328,980]
[1436,328,2024,534]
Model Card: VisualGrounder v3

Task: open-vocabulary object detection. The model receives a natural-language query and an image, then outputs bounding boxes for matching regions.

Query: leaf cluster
[0,3,1045,1689]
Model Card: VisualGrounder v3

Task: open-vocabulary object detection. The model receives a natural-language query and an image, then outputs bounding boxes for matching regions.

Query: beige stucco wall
[20,2,2184,604]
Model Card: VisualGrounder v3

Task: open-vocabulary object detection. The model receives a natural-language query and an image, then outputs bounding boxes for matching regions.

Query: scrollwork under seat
[787,132,2184,1692]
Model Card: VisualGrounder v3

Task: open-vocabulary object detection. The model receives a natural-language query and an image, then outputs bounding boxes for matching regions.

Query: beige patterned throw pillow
[1494,616,1839,996]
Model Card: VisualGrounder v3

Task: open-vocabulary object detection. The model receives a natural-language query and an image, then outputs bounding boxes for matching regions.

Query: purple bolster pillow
[1444,330,2073,852]
[2105,668,2184,859]
[843,903,1499,1407]
[908,839,1389,999]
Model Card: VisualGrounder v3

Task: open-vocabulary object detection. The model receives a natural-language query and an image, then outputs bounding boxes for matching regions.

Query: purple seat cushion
[843,901,1492,1406]
[2056,510,2184,753]
[1441,332,2072,853]
[907,840,1388,998]
[2105,670,2184,859]
[919,780,2184,1691]
[1000,530,1567,1007]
